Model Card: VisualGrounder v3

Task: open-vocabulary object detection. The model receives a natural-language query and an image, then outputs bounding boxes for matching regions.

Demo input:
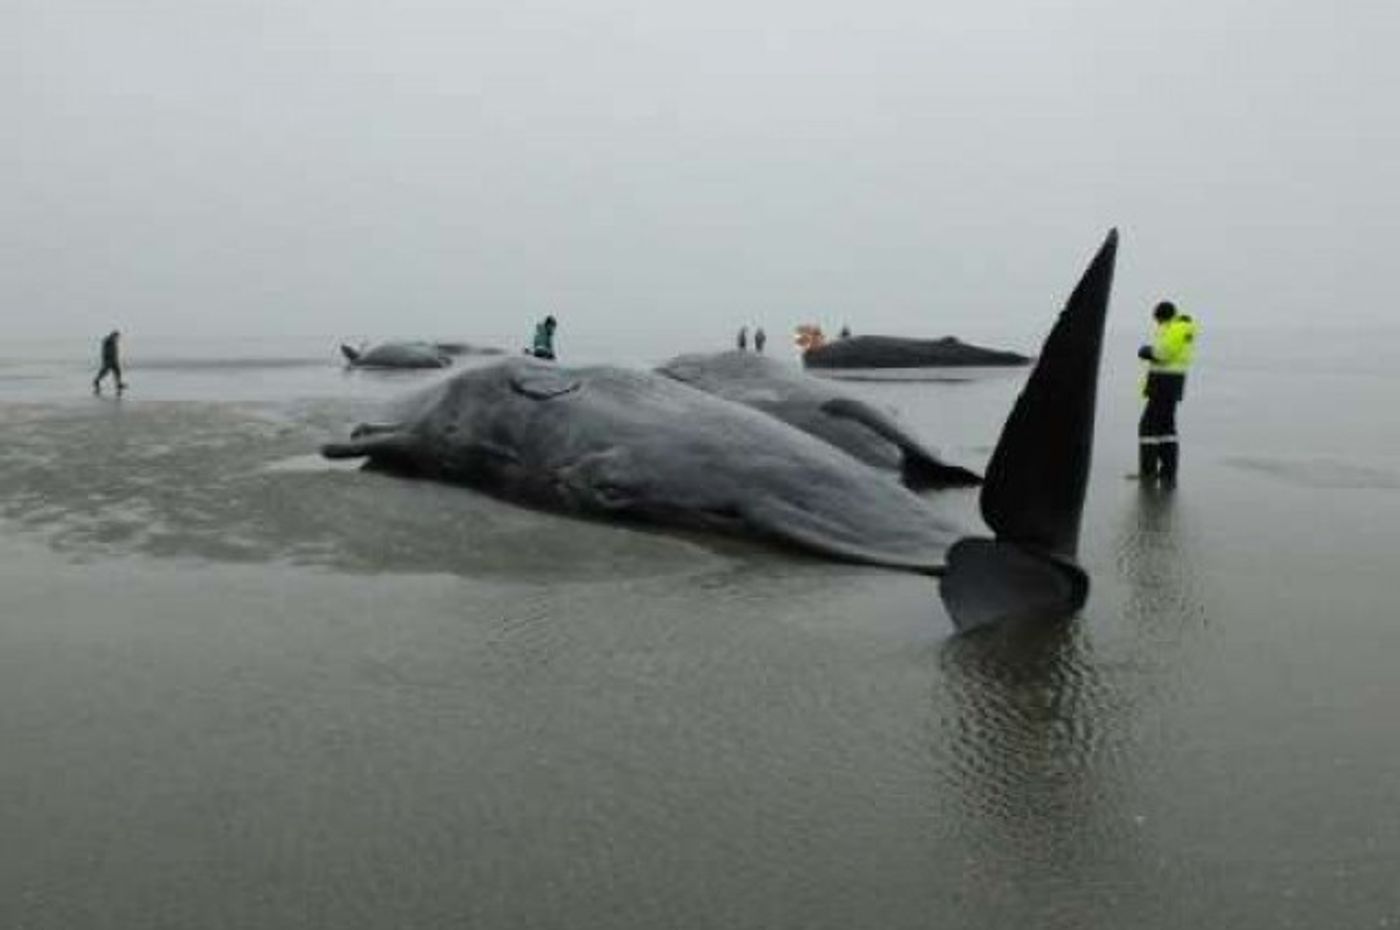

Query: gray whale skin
[803,335,1030,369]
[324,231,1118,630]
[340,342,452,369]
[656,350,980,489]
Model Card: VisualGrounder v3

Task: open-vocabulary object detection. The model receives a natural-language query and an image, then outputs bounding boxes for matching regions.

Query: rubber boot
[1137,442,1159,482]
[1158,442,1178,488]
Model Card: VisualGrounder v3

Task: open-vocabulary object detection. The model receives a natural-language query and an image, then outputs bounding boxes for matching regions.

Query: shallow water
[2,331,1398,928]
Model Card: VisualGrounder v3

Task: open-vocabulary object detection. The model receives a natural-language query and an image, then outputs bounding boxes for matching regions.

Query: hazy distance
[8,0,1397,357]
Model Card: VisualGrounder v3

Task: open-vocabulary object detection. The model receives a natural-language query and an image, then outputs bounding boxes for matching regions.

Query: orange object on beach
[794,324,826,353]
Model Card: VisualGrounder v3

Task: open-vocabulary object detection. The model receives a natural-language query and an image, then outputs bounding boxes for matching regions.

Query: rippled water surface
[2,331,1398,929]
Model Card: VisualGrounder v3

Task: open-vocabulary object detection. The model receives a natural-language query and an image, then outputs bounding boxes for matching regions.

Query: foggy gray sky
[7,0,1398,356]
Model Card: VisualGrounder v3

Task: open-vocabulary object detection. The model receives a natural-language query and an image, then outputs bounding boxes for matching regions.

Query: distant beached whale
[803,335,1031,369]
[324,231,1118,630]
[655,350,980,489]
[340,342,452,369]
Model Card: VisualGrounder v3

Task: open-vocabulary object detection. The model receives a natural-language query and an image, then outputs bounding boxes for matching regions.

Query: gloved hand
[1137,345,1156,361]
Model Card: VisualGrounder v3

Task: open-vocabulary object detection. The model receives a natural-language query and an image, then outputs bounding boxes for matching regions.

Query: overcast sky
[7,0,1397,355]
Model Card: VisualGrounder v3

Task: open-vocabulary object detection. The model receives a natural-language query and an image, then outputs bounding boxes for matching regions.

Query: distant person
[531,315,558,361]
[92,330,126,395]
[839,324,851,339]
[1135,301,1197,486]
[754,327,766,354]
[736,325,748,351]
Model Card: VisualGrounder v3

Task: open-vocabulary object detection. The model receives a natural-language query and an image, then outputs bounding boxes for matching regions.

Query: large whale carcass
[655,350,980,489]
[802,334,1031,369]
[323,231,1118,630]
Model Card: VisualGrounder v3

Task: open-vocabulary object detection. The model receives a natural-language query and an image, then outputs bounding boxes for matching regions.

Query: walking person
[531,315,558,360]
[1136,302,1197,486]
[92,330,126,395]
[736,325,748,351]
[753,327,766,354]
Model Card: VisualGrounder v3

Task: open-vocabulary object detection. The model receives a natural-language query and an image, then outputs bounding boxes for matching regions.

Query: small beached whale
[655,350,980,489]
[324,231,1118,629]
[340,342,452,369]
[803,335,1031,370]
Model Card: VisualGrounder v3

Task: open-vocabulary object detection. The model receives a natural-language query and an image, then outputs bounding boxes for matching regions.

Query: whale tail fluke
[939,229,1118,632]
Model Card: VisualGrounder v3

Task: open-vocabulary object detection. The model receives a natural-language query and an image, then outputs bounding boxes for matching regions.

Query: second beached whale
[656,350,980,489]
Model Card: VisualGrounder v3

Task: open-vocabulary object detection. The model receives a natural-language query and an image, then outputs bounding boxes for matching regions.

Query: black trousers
[1138,373,1184,482]
[94,361,123,388]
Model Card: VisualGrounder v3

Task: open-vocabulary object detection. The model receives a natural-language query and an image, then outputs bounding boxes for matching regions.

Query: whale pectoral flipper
[819,397,982,488]
[745,497,941,573]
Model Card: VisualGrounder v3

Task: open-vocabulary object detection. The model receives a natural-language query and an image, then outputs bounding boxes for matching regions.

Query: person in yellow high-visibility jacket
[1136,301,1197,486]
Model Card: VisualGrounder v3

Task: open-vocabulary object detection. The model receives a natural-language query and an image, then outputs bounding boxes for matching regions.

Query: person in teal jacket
[531,316,558,361]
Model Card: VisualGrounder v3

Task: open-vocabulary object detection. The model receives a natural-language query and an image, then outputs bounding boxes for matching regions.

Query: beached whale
[326,358,964,571]
[656,350,980,489]
[340,342,452,369]
[803,335,1031,369]
[324,231,1118,629]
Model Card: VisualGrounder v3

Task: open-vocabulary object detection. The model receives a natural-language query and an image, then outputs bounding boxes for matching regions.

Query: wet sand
[2,332,1399,928]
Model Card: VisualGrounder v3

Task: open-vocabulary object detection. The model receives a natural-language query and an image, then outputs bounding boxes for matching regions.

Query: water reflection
[937,623,1140,894]
[1115,488,1209,637]
[924,490,1211,921]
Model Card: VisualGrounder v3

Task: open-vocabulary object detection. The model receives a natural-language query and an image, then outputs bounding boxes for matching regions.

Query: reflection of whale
[934,620,1145,920]
[655,350,980,489]
[323,231,1118,628]
[340,342,452,369]
[804,335,1031,370]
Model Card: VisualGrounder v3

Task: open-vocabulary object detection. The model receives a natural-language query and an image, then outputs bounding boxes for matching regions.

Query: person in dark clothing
[737,325,748,351]
[1136,302,1197,486]
[93,330,126,395]
[753,327,766,354]
[532,315,558,360]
